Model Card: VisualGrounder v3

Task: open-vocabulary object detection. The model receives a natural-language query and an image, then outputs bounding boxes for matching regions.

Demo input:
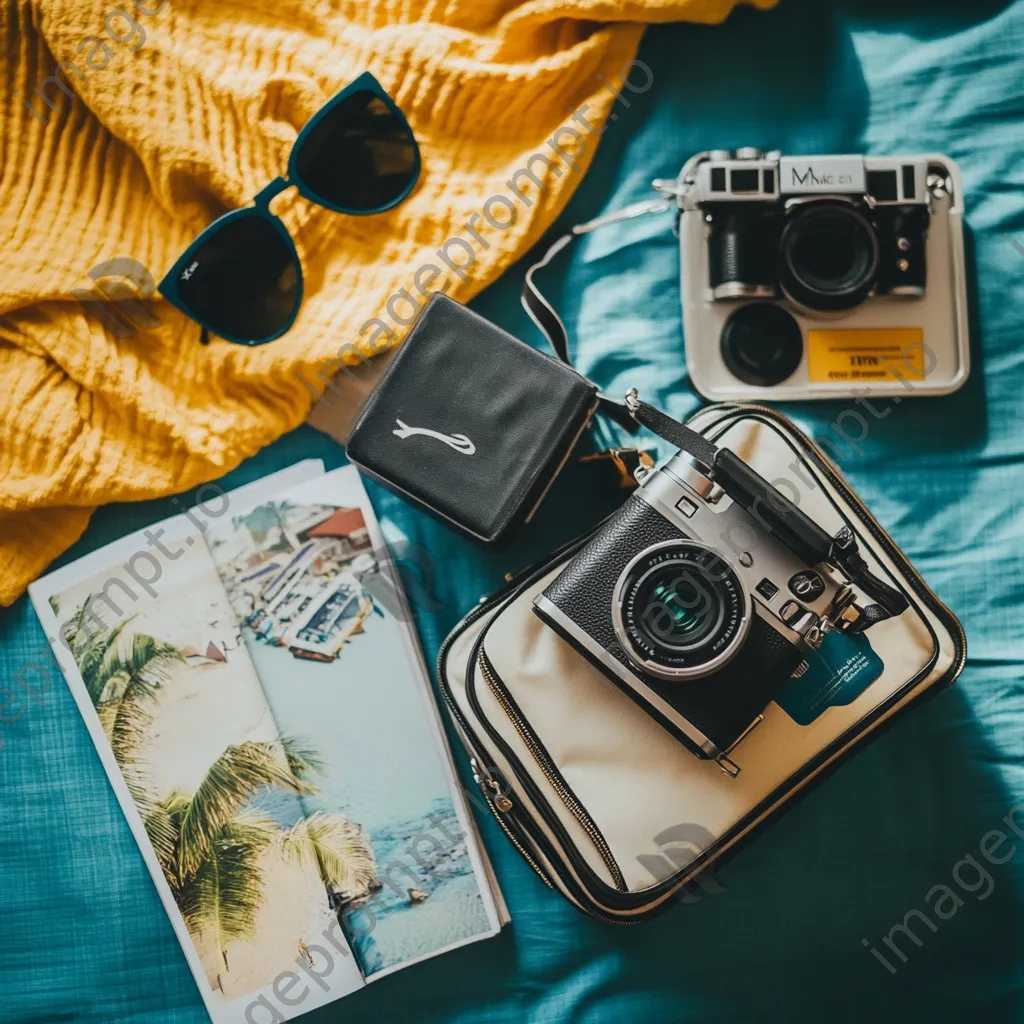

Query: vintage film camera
[668,151,970,401]
[534,401,908,775]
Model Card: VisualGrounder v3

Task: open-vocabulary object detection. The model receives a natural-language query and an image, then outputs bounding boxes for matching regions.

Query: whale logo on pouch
[392,419,476,455]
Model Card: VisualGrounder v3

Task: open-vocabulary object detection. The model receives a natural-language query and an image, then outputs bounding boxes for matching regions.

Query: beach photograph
[205,471,497,977]
[45,523,371,1004]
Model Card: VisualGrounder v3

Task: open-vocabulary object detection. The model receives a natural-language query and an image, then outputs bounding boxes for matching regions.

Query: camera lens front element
[780,201,880,312]
[720,303,803,387]
[612,541,751,681]
[636,570,723,649]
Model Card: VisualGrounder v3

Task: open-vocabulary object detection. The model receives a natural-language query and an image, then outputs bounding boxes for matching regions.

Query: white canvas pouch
[437,404,965,922]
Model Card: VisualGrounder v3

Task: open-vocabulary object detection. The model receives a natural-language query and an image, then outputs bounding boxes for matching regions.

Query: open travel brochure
[29,462,507,1024]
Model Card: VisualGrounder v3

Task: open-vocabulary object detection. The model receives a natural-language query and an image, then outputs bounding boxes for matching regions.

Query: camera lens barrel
[613,540,750,681]
[708,206,781,298]
[779,201,880,312]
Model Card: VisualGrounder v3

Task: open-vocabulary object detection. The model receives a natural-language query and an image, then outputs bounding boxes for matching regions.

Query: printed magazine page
[204,467,502,985]
[29,463,501,1024]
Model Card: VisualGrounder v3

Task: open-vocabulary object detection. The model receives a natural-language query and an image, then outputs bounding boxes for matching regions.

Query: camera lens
[720,303,803,387]
[779,202,879,312]
[613,541,749,681]
[635,570,723,650]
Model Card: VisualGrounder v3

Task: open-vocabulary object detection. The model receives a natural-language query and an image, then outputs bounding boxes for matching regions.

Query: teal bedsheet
[2,1,1023,1019]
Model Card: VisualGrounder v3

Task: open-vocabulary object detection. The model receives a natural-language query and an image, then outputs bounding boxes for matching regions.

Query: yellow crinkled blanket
[0,0,770,604]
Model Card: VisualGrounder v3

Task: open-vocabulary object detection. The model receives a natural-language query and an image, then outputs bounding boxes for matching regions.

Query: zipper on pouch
[477,651,627,891]
[465,631,665,917]
[472,757,648,924]
[434,597,560,893]
[475,756,644,924]
[469,756,554,890]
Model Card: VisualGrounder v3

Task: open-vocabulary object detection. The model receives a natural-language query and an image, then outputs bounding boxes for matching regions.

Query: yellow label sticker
[807,328,926,384]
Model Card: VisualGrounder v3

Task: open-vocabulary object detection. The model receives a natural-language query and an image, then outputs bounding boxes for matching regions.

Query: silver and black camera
[534,405,908,774]
[670,151,970,401]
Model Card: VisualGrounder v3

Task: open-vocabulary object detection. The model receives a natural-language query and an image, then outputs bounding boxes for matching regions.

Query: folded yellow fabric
[0,0,772,605]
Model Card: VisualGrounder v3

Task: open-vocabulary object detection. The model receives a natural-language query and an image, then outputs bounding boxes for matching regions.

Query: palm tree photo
[62,600,379,982]
[144,739,378,973]
[62,602,183,807]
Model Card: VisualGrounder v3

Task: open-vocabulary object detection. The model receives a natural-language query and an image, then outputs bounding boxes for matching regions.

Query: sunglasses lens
[293,89,418,211]
[174,215,299,343]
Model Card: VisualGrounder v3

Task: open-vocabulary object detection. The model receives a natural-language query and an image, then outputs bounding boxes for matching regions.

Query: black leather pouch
[346,293,599,543]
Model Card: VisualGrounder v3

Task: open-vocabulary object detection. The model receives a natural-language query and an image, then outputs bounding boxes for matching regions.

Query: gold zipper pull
[471,756,510,806]
[470,755,489,785]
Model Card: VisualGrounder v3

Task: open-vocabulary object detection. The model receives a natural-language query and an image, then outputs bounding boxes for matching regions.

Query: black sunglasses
[159,72,420,346]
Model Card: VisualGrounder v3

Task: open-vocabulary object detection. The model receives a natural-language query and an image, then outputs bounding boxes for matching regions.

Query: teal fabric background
[2,1,1023,1019]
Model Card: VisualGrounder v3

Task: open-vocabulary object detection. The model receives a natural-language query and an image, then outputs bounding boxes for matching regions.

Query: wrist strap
[622,390,909,632]
[623,390,719,468]
[522,198,674,435]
